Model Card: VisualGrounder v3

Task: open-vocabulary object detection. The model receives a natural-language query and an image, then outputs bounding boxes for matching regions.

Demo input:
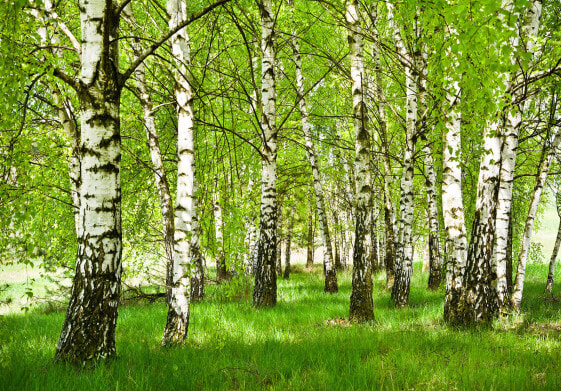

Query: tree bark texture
[441,26,468,324]
[253,0,278,307]
[163,0,204,345]
[388,1,417,308]
[347,0,374,323]
[283,212,293,279]
[55,0,122,362]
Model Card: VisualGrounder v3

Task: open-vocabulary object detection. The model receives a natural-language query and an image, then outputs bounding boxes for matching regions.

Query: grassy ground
[1,261,561,390]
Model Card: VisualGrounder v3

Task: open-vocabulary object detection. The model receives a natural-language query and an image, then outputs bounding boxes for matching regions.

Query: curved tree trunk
[55,0,122,362]
[290,1,337,292]
[347,0,374,323]
[253,0,278,307]
[545,194,561,293]
[126,8,175,301]
[511,127,561,310]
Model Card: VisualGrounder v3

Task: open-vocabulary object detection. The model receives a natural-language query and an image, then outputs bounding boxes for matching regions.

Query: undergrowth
[1,262,560,390]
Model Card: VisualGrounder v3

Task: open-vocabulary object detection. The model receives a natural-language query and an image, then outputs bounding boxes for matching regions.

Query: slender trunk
[347,0,374,322]
[545,198,561,293]
[441,26,468,324]
[244,219,256,275]
[55,0,122,362]
[307,197,314,268]
[213,177,228,282]
[126,10,175,301]
[511,128,561,310]
[253,0,278,307]
[371,5,395,290]
[276,203,283,275]
[333,211,342,269]
[423,138,443,290]
[494,0,543,313]
[283,213,293,279]
[506,207,514,295]
[290,3,337,291]
[162,0,203,344]
[388,2,417,308]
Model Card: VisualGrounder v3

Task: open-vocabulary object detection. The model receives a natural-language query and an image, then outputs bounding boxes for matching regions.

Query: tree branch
[121,0,231,83]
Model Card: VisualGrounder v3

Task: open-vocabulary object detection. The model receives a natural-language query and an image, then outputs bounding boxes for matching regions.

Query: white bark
[442,56,467,323]
[371,4,396,290]
[347,0,374,322]
[493,0,543,313]
[290,0,337,292]
[511,127,561,310]
[388,1,417,308]
[253,0,278,307]
[163,0,204,344]
[125,7,175,300]
[56,0,122,362]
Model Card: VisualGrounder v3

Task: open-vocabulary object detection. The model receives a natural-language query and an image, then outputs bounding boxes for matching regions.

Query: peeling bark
[55,0,122,362]
[253,0,278,307]
[388,1,417,308]
[347,0,374,322]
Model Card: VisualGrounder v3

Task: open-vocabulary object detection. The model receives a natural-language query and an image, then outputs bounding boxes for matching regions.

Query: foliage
[1,263,561,389]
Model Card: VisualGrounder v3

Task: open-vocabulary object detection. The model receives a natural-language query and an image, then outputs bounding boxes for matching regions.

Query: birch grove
[4,0,561,365]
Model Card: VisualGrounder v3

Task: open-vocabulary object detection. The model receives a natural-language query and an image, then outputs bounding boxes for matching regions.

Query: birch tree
[545,187,561,293]
[253,0,278,307]
[387,1,417,308]
[347,0,374,322]
[512,121,561,310]
[55,0,123,361]
[290,0,337,293]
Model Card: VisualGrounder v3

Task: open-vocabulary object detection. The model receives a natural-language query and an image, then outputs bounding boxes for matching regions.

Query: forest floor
[1,258,561,390]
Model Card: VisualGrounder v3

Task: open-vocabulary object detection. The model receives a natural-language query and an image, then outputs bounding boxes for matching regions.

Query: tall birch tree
[347,0,374,322]
[290,0,337,293]
[253,0,278,307]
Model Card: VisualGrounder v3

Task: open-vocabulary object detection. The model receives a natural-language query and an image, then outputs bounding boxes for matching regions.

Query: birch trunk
[423,137,443,290]
[276,203,283,275]
[493,0,543,314]
[307,200,314,268]
[55,0,122,362]
[511,128,561,310]
[253,0,278,307]
[545,193,561,293]
[455,123,501,325]
[442,26,467,324]
[347,0,374,322]
[283,213,293,279]
[213,177,228,282]
[417,42,443,290]
[388,2,417,308]
[126,9,175,301]
[162,0,203,344]
[333,211,342,269]
[290,3,337,292]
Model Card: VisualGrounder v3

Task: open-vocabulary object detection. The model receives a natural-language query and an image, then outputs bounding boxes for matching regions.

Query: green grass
[1,263,560,390]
